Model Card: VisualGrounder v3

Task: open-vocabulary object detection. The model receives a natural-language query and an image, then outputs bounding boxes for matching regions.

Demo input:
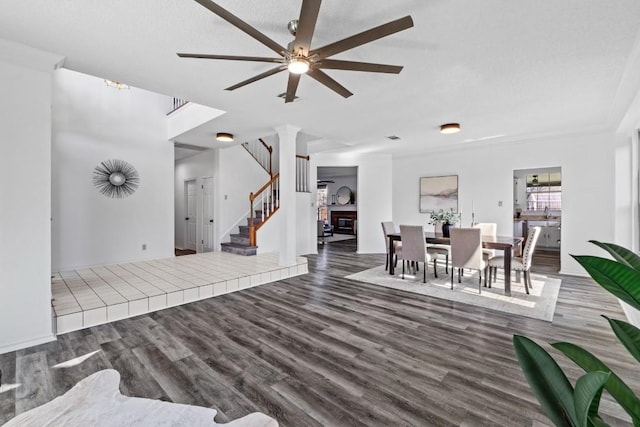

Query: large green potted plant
[513,241,640,426]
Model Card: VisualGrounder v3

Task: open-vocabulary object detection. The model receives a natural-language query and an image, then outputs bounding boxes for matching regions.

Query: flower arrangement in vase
[428,209,460,237]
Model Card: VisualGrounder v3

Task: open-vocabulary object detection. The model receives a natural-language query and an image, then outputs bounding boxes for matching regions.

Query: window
[317,187,328,221]
[526,173,561,210]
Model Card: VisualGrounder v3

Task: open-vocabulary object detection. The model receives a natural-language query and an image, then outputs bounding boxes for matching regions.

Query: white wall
[296,192,314,255]
[0,56,56,353]
[167,102,225,141]
[52,69,174,270]
[392,131,616,276]
[174,149,216,251]
[311,153,393,254]
[216,144,270,246]
[614,134,635,250]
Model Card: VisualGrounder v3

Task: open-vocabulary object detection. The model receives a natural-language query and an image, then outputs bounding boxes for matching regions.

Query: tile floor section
[51,252,308,334]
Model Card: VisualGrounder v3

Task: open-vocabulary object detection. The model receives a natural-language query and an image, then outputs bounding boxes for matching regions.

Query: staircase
[220,136,307,256]
[220,220,258,256]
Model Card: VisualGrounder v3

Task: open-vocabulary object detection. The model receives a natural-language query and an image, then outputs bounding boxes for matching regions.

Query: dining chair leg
[445,255,449,274]
[450,269,454,289]
[423,261,426,283]
[458,268,461,283]
[483,266,488,287]
[385,253,389,271]
[488,266,492,285]
[526,270,533,288]
[478,270,482,294]
[524,270,530,294]
[433,259,438,278]
[402,260,405,279]
[394,255,398,267]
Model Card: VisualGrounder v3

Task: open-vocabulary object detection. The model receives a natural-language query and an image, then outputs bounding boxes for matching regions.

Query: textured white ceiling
[1,0,639,155]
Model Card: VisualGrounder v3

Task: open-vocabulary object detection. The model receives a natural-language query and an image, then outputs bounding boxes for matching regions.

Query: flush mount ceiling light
[440,123,461,134]
[216,132,234,142]
[104,79,130,90]
[286,55,310,74]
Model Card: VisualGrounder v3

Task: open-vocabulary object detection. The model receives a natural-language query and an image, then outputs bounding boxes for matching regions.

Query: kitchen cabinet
[513,221,523,238]
[543,224,561,249]
[526,221,560,248]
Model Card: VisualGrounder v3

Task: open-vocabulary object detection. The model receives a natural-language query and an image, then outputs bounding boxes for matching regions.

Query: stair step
[230,233,250,245]
[247,217,263,226]
[238,225,251,236]
[221,242,258,256]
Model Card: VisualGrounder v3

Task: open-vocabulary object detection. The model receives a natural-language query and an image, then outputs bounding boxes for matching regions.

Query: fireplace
[331,211,357,235]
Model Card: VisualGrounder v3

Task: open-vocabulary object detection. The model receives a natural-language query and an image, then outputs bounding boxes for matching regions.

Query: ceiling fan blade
[177,53,283,63]
[310,15,414,60]
[293,0,322,55]
[192,0,287,56]
[225,65,287,91]
[318,59,403,74]
[285,73,301,103]
[307,69,353,98]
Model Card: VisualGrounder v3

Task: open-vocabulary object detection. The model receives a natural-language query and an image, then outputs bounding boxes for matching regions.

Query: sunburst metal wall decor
[93,159,140,198]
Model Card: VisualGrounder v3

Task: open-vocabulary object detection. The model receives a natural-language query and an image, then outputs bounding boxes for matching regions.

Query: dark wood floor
[1,241,636,426]
[175,248,197,256]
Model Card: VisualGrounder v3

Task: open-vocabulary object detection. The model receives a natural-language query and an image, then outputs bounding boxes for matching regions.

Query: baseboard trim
[0,333,57,355]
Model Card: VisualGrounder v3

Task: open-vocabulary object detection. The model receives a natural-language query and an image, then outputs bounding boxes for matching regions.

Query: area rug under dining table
[345,265,561,321]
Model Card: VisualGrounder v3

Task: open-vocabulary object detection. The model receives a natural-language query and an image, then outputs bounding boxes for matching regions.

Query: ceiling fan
[178,0,414,103]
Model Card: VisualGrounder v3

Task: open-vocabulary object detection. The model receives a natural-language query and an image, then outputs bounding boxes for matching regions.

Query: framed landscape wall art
[419,175,458,213]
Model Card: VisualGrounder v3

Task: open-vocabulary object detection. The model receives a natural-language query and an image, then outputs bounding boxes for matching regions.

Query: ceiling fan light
[287,57,309,74]
[440,123,461,134]
[216,132,234,142]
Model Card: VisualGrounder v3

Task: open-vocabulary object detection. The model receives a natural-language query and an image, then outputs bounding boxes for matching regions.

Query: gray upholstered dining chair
[381,221,401,271]
[488,226,541,294]
[449,227,488,293]
[399,225,431,283]
[427,222,451,278]
[473,222,497,258]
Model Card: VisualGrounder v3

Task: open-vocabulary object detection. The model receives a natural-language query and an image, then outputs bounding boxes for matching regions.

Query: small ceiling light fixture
[440,123,461,134]
[287,56,310,74]
[216,132,234,142]
[104,79,130,90]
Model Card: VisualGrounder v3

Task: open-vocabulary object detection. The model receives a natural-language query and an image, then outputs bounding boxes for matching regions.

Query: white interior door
[202,177,214,252]
[185,180,197,251]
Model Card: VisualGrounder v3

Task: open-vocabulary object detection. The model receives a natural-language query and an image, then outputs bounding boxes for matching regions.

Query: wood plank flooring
[1,240,636,426]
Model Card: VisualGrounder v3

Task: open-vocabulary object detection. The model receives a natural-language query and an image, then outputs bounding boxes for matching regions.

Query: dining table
[387,232,523,296]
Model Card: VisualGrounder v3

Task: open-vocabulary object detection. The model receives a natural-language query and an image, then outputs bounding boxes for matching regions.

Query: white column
[275,124,301,266]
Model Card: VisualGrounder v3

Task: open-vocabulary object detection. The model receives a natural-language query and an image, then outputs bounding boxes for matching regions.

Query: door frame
[201,176,214,252]
[184,179,197,251]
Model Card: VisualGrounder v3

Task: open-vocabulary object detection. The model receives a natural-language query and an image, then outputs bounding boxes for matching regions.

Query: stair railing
[248,173,280,246]
[167,97,188,115]
[242,138,273,177]
[296,155,310,192]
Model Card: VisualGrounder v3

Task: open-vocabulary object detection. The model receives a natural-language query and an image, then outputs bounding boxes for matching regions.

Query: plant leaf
[513,335,577,426]
[605,317,640,364]
[553,341,640,423]
[588,414,609,427]
[574,372,610,427]
[571,255,640,311]
[589,240,640,272]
